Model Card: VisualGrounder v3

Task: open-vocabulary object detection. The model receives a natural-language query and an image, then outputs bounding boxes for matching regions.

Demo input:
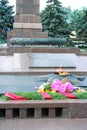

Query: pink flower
[64,82,74,92]
[51,79,62,91]
[51,79,74,94]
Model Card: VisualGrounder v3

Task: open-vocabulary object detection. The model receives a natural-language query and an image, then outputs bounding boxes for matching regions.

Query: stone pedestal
[7,0,48,47]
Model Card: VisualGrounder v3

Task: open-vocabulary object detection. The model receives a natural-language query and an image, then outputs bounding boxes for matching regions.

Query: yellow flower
[76,89,82,93]
[37,89,44,92]
[51,90,56,93]
[45,90,51,92]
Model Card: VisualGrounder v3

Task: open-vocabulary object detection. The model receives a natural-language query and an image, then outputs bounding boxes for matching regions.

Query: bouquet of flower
[36,78,74,94]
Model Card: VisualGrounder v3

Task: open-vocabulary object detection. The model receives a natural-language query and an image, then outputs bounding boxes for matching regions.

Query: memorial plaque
[28,53,77,68]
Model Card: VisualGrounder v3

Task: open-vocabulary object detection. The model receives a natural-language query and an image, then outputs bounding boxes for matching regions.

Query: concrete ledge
[0,99,87,119]
[0,100,69,108]
[0,70,87,76]
[7,47,80,54]
[14,23,42,29]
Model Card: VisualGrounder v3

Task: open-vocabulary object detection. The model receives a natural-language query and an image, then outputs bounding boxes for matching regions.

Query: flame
[56,65,62,74]
[56,66,69,76]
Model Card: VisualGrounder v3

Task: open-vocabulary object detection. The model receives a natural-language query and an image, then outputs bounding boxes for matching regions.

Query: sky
[8,0,87,12]
[40,0,87,11]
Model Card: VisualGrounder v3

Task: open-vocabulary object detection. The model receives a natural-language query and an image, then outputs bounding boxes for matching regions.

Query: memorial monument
[7,0,48,47]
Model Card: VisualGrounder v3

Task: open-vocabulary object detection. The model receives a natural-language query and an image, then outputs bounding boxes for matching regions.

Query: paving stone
[0,118,87,130]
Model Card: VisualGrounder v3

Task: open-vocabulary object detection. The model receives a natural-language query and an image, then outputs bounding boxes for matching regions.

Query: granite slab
[0,74,87,94]
[27,53,77,68]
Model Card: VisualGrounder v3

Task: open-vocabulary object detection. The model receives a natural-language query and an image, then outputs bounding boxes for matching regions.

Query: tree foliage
[41,0,87,41]
[77,9,87,39]
[67,8,85,37]
[0,0,14,43]
[40,0,69,38]
[66,8,87,40]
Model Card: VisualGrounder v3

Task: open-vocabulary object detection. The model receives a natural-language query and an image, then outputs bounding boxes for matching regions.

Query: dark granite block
[62,108,69,118]
[15,15,41,23]
[20,108,27,118]
[49,108,55,118]
[34,108,42,118]
[69,100,87,118]
[6,109,13,119]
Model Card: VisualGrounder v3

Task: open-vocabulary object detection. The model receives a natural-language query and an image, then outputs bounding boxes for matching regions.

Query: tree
[40,0,69,38]
[70,9,85,35]
[64,7,73,33]
[77,8,87,39]
[0,0,14,43]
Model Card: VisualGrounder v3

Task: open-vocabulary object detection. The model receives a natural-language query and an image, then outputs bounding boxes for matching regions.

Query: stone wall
[0,99,87,119]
